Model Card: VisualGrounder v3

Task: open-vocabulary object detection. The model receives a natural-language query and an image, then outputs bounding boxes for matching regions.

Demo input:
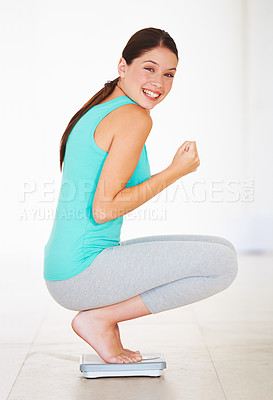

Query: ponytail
[59,77,119,171]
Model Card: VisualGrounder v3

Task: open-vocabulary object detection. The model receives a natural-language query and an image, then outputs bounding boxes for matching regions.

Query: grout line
[192,307,228,400]
[6,304,50,400]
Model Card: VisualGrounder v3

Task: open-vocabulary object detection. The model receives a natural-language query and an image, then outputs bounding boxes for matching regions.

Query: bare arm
[94,167,179,223]
[92,102,181,224]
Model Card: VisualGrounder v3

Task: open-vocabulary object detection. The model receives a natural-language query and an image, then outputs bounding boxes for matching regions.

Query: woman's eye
[144,68,174,78]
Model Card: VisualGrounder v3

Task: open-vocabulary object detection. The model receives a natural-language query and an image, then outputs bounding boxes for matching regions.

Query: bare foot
[71,311,142,364]
[114,323,141,356]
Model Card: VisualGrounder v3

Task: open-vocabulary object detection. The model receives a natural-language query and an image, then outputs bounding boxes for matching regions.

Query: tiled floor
[1,253,273,400]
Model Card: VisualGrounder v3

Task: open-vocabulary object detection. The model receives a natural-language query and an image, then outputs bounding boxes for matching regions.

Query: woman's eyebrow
[141,60,177,71]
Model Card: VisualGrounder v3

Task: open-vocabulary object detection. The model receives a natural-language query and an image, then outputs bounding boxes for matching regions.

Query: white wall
[1,0,272,265]
[226,0,273,252]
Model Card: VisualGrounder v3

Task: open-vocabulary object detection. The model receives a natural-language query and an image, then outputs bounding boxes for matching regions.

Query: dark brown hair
[59,27,179,171]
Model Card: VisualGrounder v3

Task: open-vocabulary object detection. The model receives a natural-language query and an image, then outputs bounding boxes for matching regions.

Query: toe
[129,354,142,363]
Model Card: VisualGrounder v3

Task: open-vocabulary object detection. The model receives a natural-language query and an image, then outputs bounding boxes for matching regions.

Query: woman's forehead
[135,48,178,67]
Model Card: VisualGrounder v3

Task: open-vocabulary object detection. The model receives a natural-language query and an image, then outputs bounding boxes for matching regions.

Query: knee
[209,244,238,293]
[221,247,238,289]
[217,236,237,255]
[227,259,238,288]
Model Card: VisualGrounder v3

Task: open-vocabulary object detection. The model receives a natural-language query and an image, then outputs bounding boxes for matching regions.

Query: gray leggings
[45,234,238,314]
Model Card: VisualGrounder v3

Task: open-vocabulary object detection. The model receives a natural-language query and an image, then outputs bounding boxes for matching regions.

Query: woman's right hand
[169,141,200,179]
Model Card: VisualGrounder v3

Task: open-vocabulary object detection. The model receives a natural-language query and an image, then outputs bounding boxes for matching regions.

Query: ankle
[78,308,117,328]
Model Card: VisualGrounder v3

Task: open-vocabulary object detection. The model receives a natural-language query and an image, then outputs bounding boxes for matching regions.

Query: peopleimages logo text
[18,178,254,221]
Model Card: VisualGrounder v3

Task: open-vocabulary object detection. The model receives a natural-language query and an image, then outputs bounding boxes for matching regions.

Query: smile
[142,88,161,100]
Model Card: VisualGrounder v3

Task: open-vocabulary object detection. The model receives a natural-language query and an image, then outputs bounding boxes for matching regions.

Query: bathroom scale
[80,353,166,378]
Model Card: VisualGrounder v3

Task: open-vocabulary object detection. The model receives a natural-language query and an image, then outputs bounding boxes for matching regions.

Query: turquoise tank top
[43,96,151,281]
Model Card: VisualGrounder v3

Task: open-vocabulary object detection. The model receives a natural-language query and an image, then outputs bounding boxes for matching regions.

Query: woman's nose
[150,77,163,89]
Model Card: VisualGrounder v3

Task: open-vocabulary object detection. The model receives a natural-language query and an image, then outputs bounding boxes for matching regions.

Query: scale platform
[80,353,166,378]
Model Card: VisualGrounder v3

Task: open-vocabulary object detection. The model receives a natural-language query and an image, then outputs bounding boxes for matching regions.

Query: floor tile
[0,344,30,400]
[8,343,226,400]
[197,321,273,347]
[209,348,273,400]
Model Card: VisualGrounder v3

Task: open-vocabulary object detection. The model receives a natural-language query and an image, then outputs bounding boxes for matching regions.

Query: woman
[44,27,238,365]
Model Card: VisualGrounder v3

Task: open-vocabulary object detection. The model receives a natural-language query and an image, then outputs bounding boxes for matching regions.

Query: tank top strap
[93,95,138,111]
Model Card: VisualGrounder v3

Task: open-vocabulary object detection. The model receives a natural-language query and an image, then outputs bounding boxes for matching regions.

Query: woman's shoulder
[93,96,152,153]
[112,98,152,124]
[112,102,153,132]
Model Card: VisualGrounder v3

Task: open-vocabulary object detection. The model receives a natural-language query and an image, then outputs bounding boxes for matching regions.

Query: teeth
[143,89,160,98]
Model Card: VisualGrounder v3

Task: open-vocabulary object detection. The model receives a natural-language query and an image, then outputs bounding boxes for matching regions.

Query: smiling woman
[116,46,178,107]
[44,27,238,366]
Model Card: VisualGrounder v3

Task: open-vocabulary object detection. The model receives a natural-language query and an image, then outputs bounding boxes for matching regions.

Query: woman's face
[118,46,178,110]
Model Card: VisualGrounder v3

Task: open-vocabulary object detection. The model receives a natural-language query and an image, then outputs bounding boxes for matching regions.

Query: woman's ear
[117,57,127,78]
